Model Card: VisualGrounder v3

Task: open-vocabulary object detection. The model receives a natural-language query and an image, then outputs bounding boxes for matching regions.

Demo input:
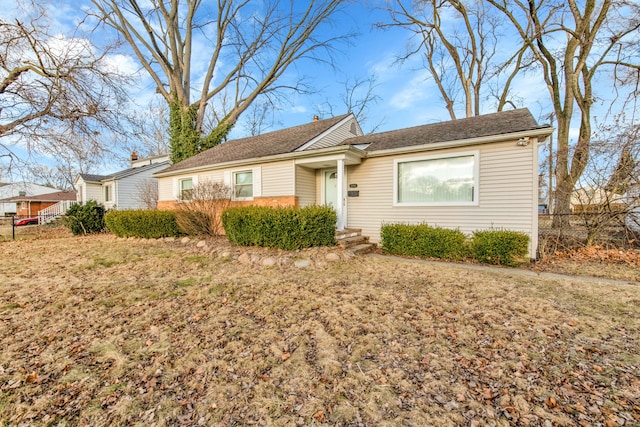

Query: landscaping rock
[165,237,175,242]
[325,253,341,262]
[238,252,251,264]
[180,237,190,244]
[262,257,277,267]
[196,240,207,248]
[294,259,311,269]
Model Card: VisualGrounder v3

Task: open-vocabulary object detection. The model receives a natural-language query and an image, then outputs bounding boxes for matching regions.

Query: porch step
[335,228,376,254]
[335,228,362,241]
[349,243,376,255]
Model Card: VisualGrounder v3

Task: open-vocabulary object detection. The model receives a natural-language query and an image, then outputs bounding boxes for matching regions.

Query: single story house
[75,153,170,210]
[0,191,76,218]
[0,182,59,216]
[154,109,553,257]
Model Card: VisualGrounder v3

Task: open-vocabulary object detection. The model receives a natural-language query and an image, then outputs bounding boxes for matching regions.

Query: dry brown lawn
[1,229,639,426]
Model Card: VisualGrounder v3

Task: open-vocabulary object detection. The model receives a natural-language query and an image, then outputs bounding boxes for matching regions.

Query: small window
[104,185,112,202]
[395,152,478,206]
[180,178,193,200]
[234,171,253,199]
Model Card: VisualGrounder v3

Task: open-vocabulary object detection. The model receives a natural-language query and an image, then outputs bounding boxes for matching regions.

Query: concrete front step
[349,243,376,255]
[336,235,369,248]
[335,228,362,240]
[335,228,376,254]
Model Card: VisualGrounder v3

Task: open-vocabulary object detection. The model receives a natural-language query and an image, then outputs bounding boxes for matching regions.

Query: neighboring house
[0,191,76,221]
[75,153,170,210]
[571,186,627,213]
[154,109,553,257]
[0,182,58,216]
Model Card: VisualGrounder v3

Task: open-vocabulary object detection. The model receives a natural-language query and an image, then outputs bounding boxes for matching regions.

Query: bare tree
[381,0,526,119]
[315,75,384,134]
[487,0,640,227]
[129,98,171,157]
[135,178,159,209]
[90,0,352,163]
[0,2,131,163]
[242,101,282,137]
[570,121,639,246]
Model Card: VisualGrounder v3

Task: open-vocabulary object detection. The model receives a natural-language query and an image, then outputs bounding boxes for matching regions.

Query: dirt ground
[1,228,639,426]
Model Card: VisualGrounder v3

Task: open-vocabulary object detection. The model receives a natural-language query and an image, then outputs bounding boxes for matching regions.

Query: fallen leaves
[0,233,638,426]
[552,246,640,265]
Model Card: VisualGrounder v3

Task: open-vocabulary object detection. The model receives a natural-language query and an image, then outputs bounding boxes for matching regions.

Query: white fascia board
[365,127,554,158]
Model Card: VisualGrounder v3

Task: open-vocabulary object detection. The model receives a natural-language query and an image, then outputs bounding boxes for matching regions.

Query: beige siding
[198,170,225,183]
[315,170,322,205]
[157,160,295,203]
[302,117,362,150]
[295,165,316,207]
[157,176,175,201]
[346,140,538,256]
[261,160,295,197]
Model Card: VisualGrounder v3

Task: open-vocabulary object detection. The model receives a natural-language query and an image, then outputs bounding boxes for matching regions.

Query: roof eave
[153,145,366,178]
[365,126,554,158]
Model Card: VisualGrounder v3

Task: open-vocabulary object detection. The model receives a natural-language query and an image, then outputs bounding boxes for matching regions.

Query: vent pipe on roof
[313,115,319,122]
[130,151,139,161]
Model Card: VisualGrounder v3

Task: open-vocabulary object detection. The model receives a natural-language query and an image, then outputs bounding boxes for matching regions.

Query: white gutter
[154,145,367,178]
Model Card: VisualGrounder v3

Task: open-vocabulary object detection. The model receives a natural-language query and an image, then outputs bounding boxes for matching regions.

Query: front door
[324,170,337,208]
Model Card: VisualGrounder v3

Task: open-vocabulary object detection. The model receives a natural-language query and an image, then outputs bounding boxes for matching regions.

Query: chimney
[313,115,319,122]
[130,151,138,161]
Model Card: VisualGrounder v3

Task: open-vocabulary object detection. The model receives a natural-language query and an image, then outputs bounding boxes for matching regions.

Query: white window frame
[232,170,254,200]
[179,177,194,201]
[393,150,479,207]
[223,167,261,201]
[104,184,113,202]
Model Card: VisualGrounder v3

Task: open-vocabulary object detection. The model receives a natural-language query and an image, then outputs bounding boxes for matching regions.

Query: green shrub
[64,201,106,235]
[222,205,336,250]
[471,230,530,266]
[381,223,467,260]
[104,209,181,238]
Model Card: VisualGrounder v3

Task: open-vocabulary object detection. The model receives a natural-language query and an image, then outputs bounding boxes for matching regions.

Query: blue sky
[3,0,630,178]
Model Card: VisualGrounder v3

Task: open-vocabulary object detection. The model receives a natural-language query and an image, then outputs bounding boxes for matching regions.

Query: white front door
[324,170,338,208]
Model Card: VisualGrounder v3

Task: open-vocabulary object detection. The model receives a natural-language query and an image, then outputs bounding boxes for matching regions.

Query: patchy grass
[0,233,638,426]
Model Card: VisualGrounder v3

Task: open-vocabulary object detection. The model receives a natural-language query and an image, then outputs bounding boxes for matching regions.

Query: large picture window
[234,171,253,199]
[395,152,478,205]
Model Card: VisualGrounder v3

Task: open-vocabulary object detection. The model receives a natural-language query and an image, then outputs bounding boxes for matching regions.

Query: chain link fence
[538,212,639,257]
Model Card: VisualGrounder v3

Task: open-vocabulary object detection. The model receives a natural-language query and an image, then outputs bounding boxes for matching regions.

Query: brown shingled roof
[161,114,351,174]
[0,191,76,203]
[343,109,548,152]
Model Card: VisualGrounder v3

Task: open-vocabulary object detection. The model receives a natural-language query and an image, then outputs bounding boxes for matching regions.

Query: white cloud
[389,71,434,110]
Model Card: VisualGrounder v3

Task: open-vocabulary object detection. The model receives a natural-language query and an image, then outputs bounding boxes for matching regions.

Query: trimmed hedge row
[470,230,530,266]
[104,209,181,238]
[222,205,336,250]
[381,223,529,266]
[381,223,467,260]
